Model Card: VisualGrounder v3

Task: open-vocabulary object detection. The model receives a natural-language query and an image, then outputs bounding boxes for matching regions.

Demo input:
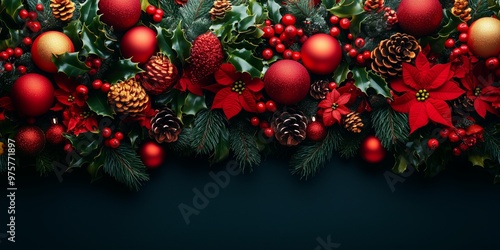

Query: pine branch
[180,0,213,41]
[190,109,228,155]
[103,143,149,191]
[36,147,60,176]
[166,128,194,156]
[339,129,369,158]
[371,105,409,150]
[469,0,494,21]
[285,0,315,21]
[229,120,261,171]
[484,123,500,164]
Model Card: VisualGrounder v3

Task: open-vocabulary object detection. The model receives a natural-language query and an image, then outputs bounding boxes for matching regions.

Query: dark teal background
[2,156,500,249]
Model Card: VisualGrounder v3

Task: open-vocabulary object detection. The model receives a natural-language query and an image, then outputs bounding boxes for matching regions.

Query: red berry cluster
[146,5,164,23]
[445,23,470,61]
[18,5,43,33]
[85,56,102,76]
[261,14,303,61]
[102,127,124,149]
[0,47,26,73]
[329,15,371,66]
[91,79,111,93]
[439,124,484,156]
[250,100,278,138]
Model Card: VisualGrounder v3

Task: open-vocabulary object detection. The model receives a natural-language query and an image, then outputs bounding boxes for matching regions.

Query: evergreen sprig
[229,120,261,171]
[166,128,194,156]
[484,123,500,164]
[371,105,409,150]
[36,147,60,176]
[190,109,228,155]
[284,0,315,21]
[180,0,213,41]
[469,0,494,21]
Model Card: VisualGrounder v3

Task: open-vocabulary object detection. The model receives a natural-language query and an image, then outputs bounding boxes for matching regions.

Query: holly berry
[153,14,162,22]
[155,9,164,17]
[259,121,270,129]
[427,138,439,150]
[343,44,352,52]
[256,102,266,113]
[92,79,103,90]
[265,20,272,26]
[250,117,260,126]
[456,128,466,137]
[329,15,339,25]
[283,49,293,59]
[64,143,74,153]
[269,37,281,47]
[299,35,308,44]
[281,14,296,26]
[19,9,29,19]
[262,48,273,60]
[486,57,499,70]
[0,51,9,60]
[89,68,97,76]
[36,3,44,11]
[4,63,13,72]
[452,48,462,56]
[458,33,468,43]
[439,128,450,138]
[448,131,460,142]
[102,127,112,138]
[457,22,468,33]
[292,51,301,61]
[328,82,337,90]
[17,65,26,74]
[28,21,41,32]
[5,48,14,57]
[329,26,340,37]
[348,48,358,58]
[14,47,23,58]
[347,33,354,40]
[92,58,102,68]
[284,25,297,38]
[262,26,275,38]
[275,43,285,53]
[452,147,461,156]
[274,24,284,34]
[444,38,455,49]
[362,50,371,60]
[263,128,274,138]
[108,138,120,149]
[466,137,477,147]
[459,142,469,151]
[296,29,304,37]
[28,11,37,21]
[76,85,88,96]
[266,100,277,112]
[23,37,32,46]
[146,5,156,15]
[355,37,365,48]
[279,32,288,43]
[459,44,468,54]
[356,54,365,65]
[114,132,124,141]
[101,83,111,93]
[339,18,350,29]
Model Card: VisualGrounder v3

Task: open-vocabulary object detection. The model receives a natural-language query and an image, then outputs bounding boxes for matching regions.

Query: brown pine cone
[452,0,471,22]
[364,0,384,12]
[107,78,150,116]
[140,53,178,95]
[371,33,421,78]
[309,80,330,100]
[343,112,364,133]
[149,107,182,143]
[50,0,76,21]
[453,95,475,116]
[210,0,232,21]
[272,110,307,146]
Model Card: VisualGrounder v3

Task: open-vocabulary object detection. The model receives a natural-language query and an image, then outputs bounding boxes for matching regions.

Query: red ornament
[120,26,157,64]
[14,126,46,156]
[361,136,386,163]
[301,34,342,75]
[31,31,74,72]
[98,0,141,31]
[46,118,66,145]
[397,0,443,37]
[306,121,326,141]
[264,60,310,105]
[139,141,166,169]
[11,73,54,117]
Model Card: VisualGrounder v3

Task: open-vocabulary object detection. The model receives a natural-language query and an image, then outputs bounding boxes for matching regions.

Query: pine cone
[107,78,150,116]
[210,0,232,21]
[140,53,178,95]
[383,7,398,28]
[452,0,471,22]
[272,110,307,146]
[364,0,384,12]
[343,112,364,133]
[453,95,475,116]
[50,0,75,21]
[371,33,421,78]
[309,80,330,100]
[189,32,224,84]
[149,107,182,143]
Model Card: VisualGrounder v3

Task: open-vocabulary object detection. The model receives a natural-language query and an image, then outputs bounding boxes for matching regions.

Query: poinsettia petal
[318,99,331,109]
[222,94,242,120]
[203,83,225,93]
[215,63,239,85]
[402,62,424,90]
[331,89,340,101]
[390,92,415,113]
[408,102,429,134]
[426,63,452,90]
[212,88,232,109]
[480,86,500,103]
[430,80,465,100]
[390,77,414,93]
[239,90,257,113]
[337,93,351,105]
[331,110,342,125]
[336,105,351,115]
[322,110,334,126]
[474,99,488,118]
[245,77,265,92]
[425,99,453,128]
[415,52,430,71]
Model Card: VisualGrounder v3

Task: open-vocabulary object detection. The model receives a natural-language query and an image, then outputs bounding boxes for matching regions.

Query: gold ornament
[371,33,421,78]
[452,0,471,22]
[50,0,76,21]
[107,78,150,116]
[210,0,232,21]
[31,31,74,73]
[467,17,500,58]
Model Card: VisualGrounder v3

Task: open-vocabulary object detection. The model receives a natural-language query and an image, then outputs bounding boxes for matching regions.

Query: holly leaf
[103,59,143,84]
[79,0,99,25]
[53,52,90,77]
[468,154,491,168]
[352,67,391,98]
[0,26,23,51]
[266,0,282,24]
[1,0,23,19]
[332,61,349,84]
[86,92,115,118]
[172,21,192,64]
[182,93,207,115]
[328,0,365,18]
[155,26,177,63]
[87,148,105,182]
[63,20,83,50]
[81,22,113,58]
[392,155,409,174]
[64,132,102,156]
[227,48,264,78]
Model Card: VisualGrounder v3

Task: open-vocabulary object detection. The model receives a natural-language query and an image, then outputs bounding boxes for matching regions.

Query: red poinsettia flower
[390,52,465,133]
[175,68,204,96]
[318,89,351,126]
[62,106,98,136]
[451,55,478,79]
[337,81,371,113]
[460,66,500,118]
[205,63,264,120]
[52,74,87,111]
[123,100,156,129]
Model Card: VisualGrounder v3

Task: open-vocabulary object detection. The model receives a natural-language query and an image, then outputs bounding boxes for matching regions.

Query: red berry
[259,121,270,129]
[155,9,164,16]
[262,26,275,39]
[153,13,162,22]
[339,18,350,29]
[348,48,358,58]
[28,21,41,32]
[281,14,296,26]
[263,128,274,138]
[89,68,97,76]
[452,147,461,156]
[265,20,272,26]
[274,24,284,34]
[19,9,28,19]
[101,83,111,93]
[299,35,308,44]
[355,37,365,48]
[275,43,285,53]
[250,117,260,126]
[114,132,124,141]
[456,128,466,137]
[296,29,304,37]
[146,5,156,15]
[457,23,468,33]
[5,48,14,57]
[76,85,88,96]
[0,52,9,60]
[23,37,32,46]
[256,102,266,113]
[466,136,477,147]
[486,57,499,70]
[458,33,468,42]
[330,15,339,24]
[452,48,462,56]
[102,127,112,138]
[279,33,288,43]
[64,143,74,153]
[4,63,13,72]
[92,58,102,68]
[328,82,337,90]
[329,27,340,37]
[459,142,469,151]
[347,33,353,40]
[292,51,301,61]
[427,138,439,150]
[85,60,93,68]
[362,50,371,60]
[92,79,103,89]
[343,44,352,52]
[36,4,44,12]
[444,38,455,49]
[283,49,293,59]
[269,37,281,47]
[14,47,23,58]
[17,65,26,74]
[356,54,365,65]
[448,131,460,142]
[28,11,38,21]
[284,25,297,38]
[266,100,277,112]
[459,44,468,54]
[108,138,120,149]
[262,48,273,60]
[439,128,450,138]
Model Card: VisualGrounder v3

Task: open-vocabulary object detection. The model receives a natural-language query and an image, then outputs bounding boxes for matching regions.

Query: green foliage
[64,20,84,50]
[484,123,500,164]
[166,128,194,156]
[352,68,392,98]
[284,0,315,21]
[420,10,463,53]
[266,0,282,24]
[103,58,143,84]
[371,105,410,150]
[64,132,101,157]
[53,52,90,77]
[1,0,23,18]
[102,143,149,191]
[328,0,365,18]
[180,0,213,41]
[171,22,192,64]
[211,129,230,163]
[296,97,319,118]
[339,128,369,158]
[190,109,229,155]
[86,92,115,118]
[229,120,261,171]
[469,0,495,21]
[36,147,61,176]
[227,48,265,78]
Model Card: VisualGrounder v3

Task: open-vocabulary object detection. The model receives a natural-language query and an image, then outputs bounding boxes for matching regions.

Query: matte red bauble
[397,0,443,37]
[467,17,500,58]
[361,136,386,163]
[306,121,327,141]
[301,34,342,75]
[46,118,66,145]
[11,73,54,117]
[139,141,166,169]
[31,31,74,73]
[264,60,310,105]
[14,126,46,156]
[120,26,157,64]
[98,0,141,31]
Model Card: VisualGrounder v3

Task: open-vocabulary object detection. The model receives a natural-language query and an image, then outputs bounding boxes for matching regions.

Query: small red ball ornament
[31,31,74,73]
[120,26,157,64]
[98,0,141,31]
[139,141,166,169]
[45,118,66,145]
[306,121,326,142]
[264,60,310,105]
[14,126,46,156]
[11,73,54,117]
[301,34,342,75]
[396,0,443,37]
[361,136,386,163]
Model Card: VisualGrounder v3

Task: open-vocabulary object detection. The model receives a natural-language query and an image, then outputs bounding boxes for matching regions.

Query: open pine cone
[140,53,178,95]
[149,107,182,143]
[452,0,471,22]
[210,0,232,21]
[371,33,421,78]
[309,80,330,100]
[50,0,76,21]
[364,0,384,12]
[272,110,307,146]
[343,112,364,133]
[107,78,149,116]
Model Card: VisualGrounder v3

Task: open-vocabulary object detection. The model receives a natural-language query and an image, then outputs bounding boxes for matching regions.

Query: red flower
[52,74,87,111]
[390,52,465,133]
[460,66,500,118]
[175,68,204,96]
[62,106,98,136]
[318,89,351,126]
[123,100,156,129]
[206,63,264,120]
[337,81,371,113]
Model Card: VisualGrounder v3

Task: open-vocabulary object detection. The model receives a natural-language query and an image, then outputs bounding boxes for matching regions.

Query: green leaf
[2,0,23,18]
[190,109,228,155]
[79,0,99,25]
[328,0,365,18]
[266,0,282,24]
[63,20,84,50]
[103,59,143,84]
[64,132,102,157]
[155,26,176,63]
[81,22,112,58]
[352,68,391,98]
[87,148,105,182]
[469,0,494,21]
[250,0,266,24]
[36,147,60,176]
[171,21,192,64]
[182,93,207,115]
[86,92,115,117]
[227,48,264,78]
[210,130,230,164]
[468,154,491,168]
[0,26,23,51]
[392,155,409,174]
[332,61,349,84]
[53,52,90,77]
[102,143,149,191]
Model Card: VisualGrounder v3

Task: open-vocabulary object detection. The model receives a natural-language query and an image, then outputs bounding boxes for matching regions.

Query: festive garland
[0,0,499,190]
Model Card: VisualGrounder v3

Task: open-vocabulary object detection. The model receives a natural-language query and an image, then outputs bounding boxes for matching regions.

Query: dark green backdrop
[2,156,500,250]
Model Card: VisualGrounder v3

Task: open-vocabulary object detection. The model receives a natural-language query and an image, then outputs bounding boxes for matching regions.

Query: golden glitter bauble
[467,17,500,58]
[31,31,74,73]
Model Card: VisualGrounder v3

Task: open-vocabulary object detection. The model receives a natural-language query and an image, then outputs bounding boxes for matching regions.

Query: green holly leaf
[328,0,365,18]
[64,132,102,156]
[250,0,266,24]
[332,61,349,84]
[1,0,23,19]
[103,58,143,84]
[0,26,23,51]
[87,148,105,182]
[81,23,110,58]
[79,0,99,25]
[227,48,264,78]
[182,93,207,115]
[86,92,115,118]
[352,67,391,98]
[155,26,176,61]
[420,10,462,53]
[266,0,282,24]
[392,155,409,174]
[468,154,491,168]
[63,20,83,50]
[171,21,192,64]
[53,52,90,77]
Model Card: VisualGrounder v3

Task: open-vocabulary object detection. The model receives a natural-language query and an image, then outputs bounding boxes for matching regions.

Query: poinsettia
[317,89,351,126]
[51,74,87,111]
[123,100,156,129]
[390,52,465,133]
[205,63,264,120]
[175,68,204,96]
[62,106,98,136]
[337,81,371,113]
[460,65,500,118]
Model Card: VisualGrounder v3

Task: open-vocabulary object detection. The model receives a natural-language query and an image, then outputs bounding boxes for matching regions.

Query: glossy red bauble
[306,121,327,141]
[98,0,141,31]
[397,0,443,37]
[45,121,66,145]
[301,34,342,75]
[264,60,310,105]
[361,136,386,163]
[14,126,46,156]
[139,141,166,169]
[120,26,157,64]
[11,73,54,117]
